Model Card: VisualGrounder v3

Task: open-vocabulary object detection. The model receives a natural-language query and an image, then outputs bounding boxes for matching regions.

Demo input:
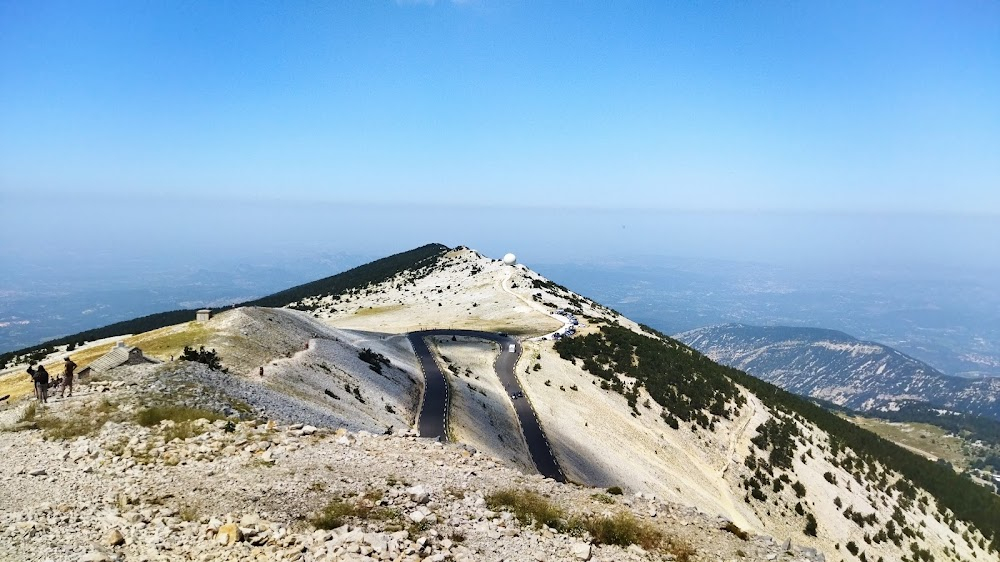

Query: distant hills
[677,324,1000,421]
[0,244,449,368]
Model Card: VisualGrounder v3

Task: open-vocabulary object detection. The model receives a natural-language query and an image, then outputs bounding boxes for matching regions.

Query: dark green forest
[556,325,1000,552]
[1,243,450,368]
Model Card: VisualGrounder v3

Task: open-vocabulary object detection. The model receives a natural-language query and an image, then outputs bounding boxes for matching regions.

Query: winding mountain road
[407,330,565,482]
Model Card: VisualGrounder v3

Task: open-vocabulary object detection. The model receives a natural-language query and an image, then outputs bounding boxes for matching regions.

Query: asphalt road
[407,329,565,482]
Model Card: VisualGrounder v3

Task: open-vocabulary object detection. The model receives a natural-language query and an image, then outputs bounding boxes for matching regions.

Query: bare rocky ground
[0,364,824,562]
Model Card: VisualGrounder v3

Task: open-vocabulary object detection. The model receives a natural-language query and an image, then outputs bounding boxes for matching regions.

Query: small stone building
[78,342,158,378]
[196,309,211,322]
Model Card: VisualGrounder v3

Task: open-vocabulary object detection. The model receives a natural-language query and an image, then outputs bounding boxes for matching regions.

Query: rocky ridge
[1,363,824,562]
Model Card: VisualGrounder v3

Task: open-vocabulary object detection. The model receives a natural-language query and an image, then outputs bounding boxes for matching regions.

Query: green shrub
[606,486,624,495]
[805,513,818,536]
[359,348,391,374]
[310,498,358,529]
[590,493,615,504]
[181,346,224,371]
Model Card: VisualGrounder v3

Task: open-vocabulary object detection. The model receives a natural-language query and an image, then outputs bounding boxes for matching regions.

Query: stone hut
[196,309,211,322]
[78,342,158,378]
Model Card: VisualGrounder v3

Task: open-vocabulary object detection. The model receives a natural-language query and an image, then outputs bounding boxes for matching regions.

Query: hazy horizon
[2,2,997,361]
[5,197,999,269]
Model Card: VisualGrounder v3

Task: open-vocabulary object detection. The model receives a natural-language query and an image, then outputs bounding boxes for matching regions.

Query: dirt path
[716,391,767,531]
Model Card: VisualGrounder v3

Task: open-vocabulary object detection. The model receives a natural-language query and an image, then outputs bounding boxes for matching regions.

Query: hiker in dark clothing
[27,364,39,401]
[61,357,77,398]
[31,364,50,404]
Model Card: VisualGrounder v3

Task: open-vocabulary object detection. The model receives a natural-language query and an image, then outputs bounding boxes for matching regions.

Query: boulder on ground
[217,523,243,546]
[101,528,125,547]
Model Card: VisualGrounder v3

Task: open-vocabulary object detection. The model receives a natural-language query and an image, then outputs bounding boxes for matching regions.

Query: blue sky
[1,1,998,270]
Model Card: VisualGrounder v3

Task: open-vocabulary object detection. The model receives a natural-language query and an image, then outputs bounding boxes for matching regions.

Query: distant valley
[0,252,371,353]
[536,259,1000,379]
[677,324,1000,421]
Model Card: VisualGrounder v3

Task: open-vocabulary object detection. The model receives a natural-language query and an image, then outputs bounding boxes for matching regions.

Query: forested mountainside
[558,325,1000,554]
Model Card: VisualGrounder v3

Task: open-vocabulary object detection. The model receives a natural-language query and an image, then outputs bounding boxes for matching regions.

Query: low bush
[590,493,615,504]
[181,346,224,371]
[488,489,677,552]
[310,498,359,529]
[358,348,391,374]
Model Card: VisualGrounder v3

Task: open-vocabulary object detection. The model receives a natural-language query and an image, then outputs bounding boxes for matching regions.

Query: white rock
[407,485,430,504]
[627,544,647,556]
[571,542,592,560]
[101,528,125,547]
[365,532,388,553]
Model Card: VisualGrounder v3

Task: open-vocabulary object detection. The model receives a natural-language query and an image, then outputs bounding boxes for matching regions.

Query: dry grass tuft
[309,496,400,530]
[18,401,37,423]
[570,511,662,550]
[135,405,225,442]
[664,537,697,562]
[134,405,224,427]
[36,399,119,440]
[486,489,565,529]
[721,521,750,540]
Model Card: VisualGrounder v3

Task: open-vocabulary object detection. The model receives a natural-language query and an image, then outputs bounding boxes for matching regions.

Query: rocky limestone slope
[0,363,822,562]
[285,248,997,562]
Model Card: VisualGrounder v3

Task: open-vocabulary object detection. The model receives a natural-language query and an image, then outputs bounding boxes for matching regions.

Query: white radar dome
[502,253,517,265]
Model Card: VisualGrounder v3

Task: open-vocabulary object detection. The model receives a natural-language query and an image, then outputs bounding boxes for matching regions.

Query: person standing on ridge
[61,356,77,398]
[27,363,40,401]
[33,363,50,404]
